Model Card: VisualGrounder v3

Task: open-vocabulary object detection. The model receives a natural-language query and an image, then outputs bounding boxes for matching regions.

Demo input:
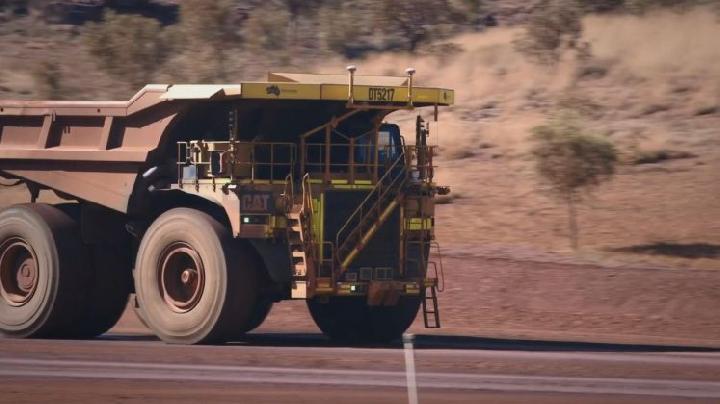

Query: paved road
[0,333,718,403]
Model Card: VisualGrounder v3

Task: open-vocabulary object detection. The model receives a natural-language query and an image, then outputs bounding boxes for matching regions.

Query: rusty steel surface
[0,85,180,212]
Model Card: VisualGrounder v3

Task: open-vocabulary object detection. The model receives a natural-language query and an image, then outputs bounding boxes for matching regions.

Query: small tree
[531,113,617,249]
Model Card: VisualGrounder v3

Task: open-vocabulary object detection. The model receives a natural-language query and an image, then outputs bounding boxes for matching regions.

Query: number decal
[368,87,396,102]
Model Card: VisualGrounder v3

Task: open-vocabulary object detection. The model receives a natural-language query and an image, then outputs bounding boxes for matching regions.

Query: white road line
[415,349,720,367]
[17,336,720,367]
[1,357,720,398]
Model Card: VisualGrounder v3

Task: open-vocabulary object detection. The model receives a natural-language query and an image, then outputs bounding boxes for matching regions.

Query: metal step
[422,284,441,328]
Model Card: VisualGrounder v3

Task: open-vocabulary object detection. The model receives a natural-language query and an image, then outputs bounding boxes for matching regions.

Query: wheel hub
[0,238,39,306]
[159,243,205,313]
[180,269,195,285]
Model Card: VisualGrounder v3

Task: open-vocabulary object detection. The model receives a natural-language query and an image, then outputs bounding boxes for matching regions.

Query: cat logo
[241,193,272,212]
[265,85,281,97]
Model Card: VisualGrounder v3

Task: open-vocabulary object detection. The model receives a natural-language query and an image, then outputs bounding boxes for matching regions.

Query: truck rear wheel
[0,204,84,338]
[133,208,258,344]
[307,296,421,344]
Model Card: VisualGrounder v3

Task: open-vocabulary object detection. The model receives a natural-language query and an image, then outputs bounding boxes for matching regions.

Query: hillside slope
[350,9,720,269]
[0,8,718,270]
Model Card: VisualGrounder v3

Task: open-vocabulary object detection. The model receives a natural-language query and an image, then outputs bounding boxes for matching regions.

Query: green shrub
[531,112,617,249]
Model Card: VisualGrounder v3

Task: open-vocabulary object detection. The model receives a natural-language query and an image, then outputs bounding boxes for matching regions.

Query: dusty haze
[328,8,720,269]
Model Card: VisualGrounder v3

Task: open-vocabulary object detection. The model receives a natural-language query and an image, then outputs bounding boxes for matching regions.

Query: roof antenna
[347,65,357,106]
[405,67,416,107]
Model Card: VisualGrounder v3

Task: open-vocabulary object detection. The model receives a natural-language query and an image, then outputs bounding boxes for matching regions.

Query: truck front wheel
[133,208,258,344]
[307,296,421,344]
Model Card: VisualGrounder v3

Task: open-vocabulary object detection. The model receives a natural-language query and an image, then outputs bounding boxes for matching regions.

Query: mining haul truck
[0,67,452,344]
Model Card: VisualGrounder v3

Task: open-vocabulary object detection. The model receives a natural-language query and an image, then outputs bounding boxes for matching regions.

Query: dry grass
[325,8,720,268]
[1,7,719,269]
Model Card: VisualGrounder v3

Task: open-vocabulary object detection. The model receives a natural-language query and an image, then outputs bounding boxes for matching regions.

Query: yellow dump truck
[0,67,452,344]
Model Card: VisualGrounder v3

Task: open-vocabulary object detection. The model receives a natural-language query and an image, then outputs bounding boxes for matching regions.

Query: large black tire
[52,203,132,338]
[0,204,84,338]
[307,296,421,344]
[71,245,132,338]
[243,299,273,334]
[133,208,258,344]
[223,249,273,340]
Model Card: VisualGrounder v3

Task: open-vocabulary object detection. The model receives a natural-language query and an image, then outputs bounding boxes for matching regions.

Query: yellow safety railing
[177,140,296,185]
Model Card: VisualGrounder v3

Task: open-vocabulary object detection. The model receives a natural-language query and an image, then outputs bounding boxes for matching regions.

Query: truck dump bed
[0,73,453,213]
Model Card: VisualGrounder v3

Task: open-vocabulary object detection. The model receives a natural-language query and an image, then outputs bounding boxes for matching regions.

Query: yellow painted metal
[379,199,399,223]
[315,278,334,294]
[237,82,454,106]
[311,193,325,263]
[336,283,353,296]
[241,179,271,184]
[310,179,374,189]
[404,282,421,296]
[341,248,360,270]
[240,83,321,100]
[332,184,375,190]
[269,215,287,229]
[406,217,433,230]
